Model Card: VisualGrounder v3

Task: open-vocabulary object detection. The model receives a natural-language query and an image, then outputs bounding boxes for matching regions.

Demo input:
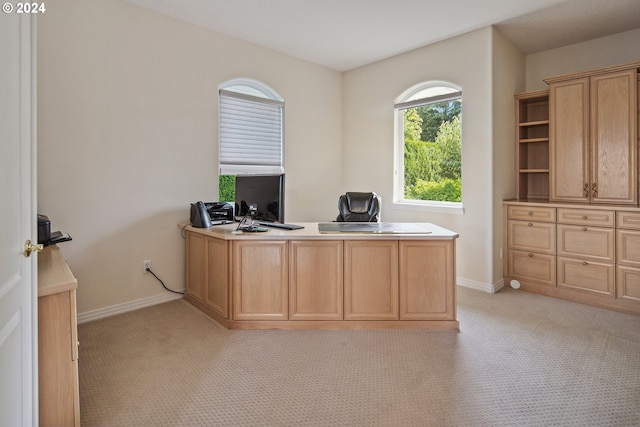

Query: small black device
[38,214,51,245]
[37,214,72,246]
[257,222,304,230]
[190,201,212,228]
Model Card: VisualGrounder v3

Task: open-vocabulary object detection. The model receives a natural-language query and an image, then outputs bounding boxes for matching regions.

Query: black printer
[190,202,234,223]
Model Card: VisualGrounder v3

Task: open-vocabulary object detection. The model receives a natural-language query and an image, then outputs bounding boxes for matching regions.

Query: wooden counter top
[181,222,459,241]
[38,245,77,297]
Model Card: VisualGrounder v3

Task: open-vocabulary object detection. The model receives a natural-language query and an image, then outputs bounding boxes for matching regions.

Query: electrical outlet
[143,260,152,273]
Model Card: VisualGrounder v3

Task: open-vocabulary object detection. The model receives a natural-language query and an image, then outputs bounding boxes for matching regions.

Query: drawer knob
[582,261,588,266]
[528,253,533,257]
[528,223,533,227]
[582,227,587,232]
[528,211,533,216]
[582,215,588,220]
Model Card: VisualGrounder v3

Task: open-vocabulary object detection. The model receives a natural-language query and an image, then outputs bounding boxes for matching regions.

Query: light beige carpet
[78,287,640,426]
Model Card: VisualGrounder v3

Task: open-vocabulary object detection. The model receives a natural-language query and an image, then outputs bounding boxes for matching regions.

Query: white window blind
[219,89,284,175]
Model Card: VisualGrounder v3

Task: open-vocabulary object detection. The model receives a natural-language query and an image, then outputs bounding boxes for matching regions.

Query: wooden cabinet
[289,240,343,320]
[185,232,229,319]
[556,208,615,297]
[515,90,550,200]
[506,205,557,288]
[399,240,456,320]
[38,246,80,427]
[616,211,640,303]
[548,68,637,204]
[344,240,398,320]
[183,225,459,329]
[232,240,288,320]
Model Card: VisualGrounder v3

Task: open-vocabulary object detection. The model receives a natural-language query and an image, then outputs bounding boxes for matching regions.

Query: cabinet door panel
[616,265,640,302]
[557,224,615,262]
[508,250,555,288]
[549,78,590,202]
[557,257,614,297]
[507,220,556,254]
[289,240,343,320]
[232,241,288,320]
[399,241,455,320]
[616,229,640,267]
[186,232,205,299]
[590,69,637,204]
[344,241,398,320]
[205,238,229,318]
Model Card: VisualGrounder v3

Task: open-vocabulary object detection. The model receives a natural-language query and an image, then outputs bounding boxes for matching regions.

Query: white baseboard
[457,277,504,294]
[77,292,184,324]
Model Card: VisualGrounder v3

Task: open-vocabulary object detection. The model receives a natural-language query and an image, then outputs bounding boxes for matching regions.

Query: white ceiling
[121,0,640,71]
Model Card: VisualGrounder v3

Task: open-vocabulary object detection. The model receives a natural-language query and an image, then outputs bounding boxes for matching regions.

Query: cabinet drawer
[557,224,614,262]
[616,265,640,302]
[617,211,640,230]
[616,229,640,267]
[508,250,555,287]
[557,208,615,227]
[507,205,555,222]
[557,257,615,297]
[507,221,556,254]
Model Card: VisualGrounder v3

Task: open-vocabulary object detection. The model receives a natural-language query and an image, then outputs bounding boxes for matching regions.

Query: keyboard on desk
[257,222,304,230]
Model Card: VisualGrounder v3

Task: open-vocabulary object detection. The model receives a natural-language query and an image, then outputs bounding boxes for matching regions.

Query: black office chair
[336,192,381,222]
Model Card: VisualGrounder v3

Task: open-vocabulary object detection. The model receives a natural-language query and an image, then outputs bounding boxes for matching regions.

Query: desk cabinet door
[232,241,288,320]
[399,240,456,320]
[205,237,229,318]
[185,232,205,300]
[344,240,398,320]
[289,240,343,320]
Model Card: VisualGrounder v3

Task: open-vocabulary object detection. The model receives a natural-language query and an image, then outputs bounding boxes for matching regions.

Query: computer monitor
[234,174,285,223]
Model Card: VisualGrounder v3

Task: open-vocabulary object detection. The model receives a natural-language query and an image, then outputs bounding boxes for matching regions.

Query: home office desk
[182,222,459,330]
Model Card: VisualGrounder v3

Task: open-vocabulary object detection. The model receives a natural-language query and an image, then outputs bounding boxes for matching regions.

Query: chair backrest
[336,192,381,222]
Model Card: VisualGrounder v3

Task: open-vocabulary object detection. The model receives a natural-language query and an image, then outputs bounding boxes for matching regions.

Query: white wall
[491,28,526,285]
[342,27,499,291]
[37,0,343,315]
[526,27,640,91]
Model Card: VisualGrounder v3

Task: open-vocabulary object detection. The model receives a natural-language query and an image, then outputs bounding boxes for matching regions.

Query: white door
[0,13,37,426]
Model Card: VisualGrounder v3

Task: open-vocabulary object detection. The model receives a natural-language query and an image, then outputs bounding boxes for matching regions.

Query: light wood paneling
[289,240,343,320]
[205,237,229,318]
[344,240,398,320]
[399,240,455,320]
[616,265,640,302]
[507,250,556,288]
[557,224,615,262]
[557,208,615,227]
[186,232,205,300]
[589,69,637,204]
[549,77,590,202]
[232,240,288,320]
[507,220,556,254]
[507,205,555,222]
[557,257,615,297]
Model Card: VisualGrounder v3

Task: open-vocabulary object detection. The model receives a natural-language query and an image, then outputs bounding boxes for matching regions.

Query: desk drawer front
[557,257,615,297]
[617,211,640,230]
[616,229,640,266]
[508,221,556,254]
[557,208,615,227]
[557,225,614,262]
[507,206,555,222]
[508,250,555,287]
[616,265,640,302]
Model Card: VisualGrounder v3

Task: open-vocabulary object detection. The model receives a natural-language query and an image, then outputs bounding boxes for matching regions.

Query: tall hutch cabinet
[504,61,640,316]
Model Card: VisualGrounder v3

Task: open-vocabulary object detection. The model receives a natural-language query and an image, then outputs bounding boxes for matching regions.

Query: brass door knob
[24,240,43,257]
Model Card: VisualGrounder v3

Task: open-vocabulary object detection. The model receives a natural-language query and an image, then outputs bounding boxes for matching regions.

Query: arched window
[393,82,463,213]
[218,78,284,175]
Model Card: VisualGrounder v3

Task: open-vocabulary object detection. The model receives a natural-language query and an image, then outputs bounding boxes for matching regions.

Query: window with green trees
[394,84,462,208]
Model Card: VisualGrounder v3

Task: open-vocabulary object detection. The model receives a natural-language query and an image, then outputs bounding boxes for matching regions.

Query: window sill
[392,201,464,215]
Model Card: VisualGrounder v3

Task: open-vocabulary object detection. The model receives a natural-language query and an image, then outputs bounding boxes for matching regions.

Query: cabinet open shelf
[515,90,550,200]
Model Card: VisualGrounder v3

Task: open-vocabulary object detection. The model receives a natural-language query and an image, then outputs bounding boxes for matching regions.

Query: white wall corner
[458,277,503,294]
